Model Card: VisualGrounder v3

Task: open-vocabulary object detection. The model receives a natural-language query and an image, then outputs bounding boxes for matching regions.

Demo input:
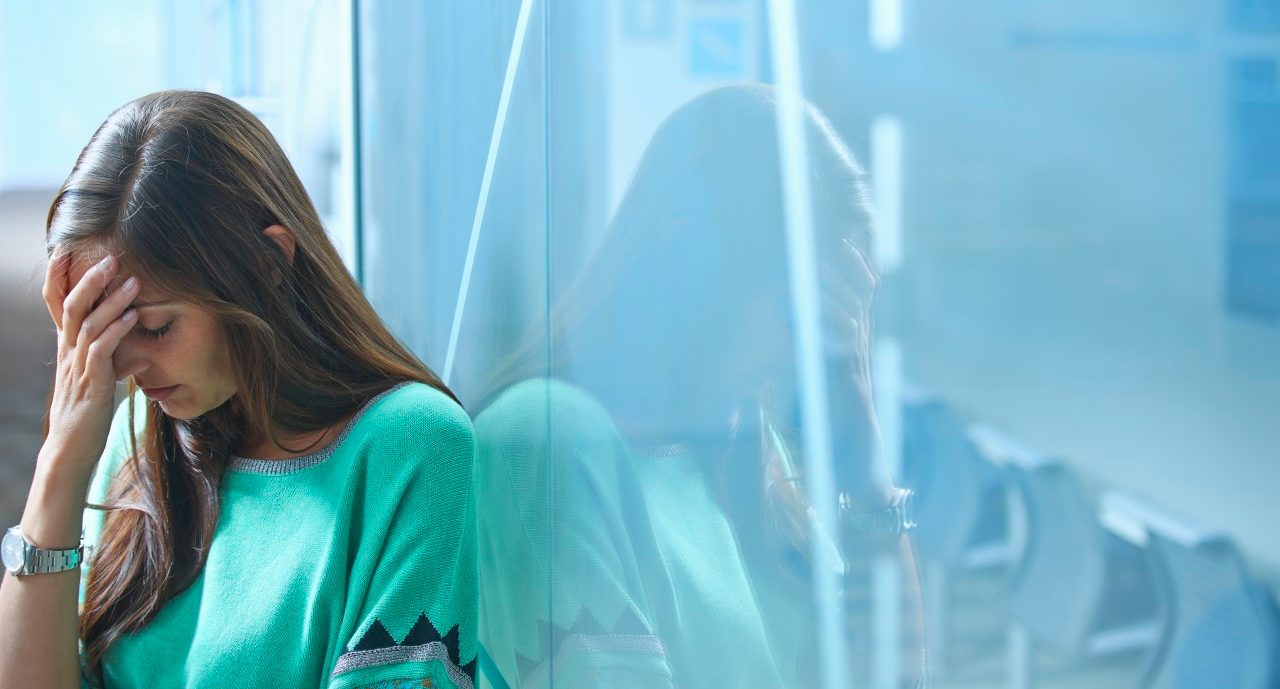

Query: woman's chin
[156,400,176,416]
[156,398,195,420]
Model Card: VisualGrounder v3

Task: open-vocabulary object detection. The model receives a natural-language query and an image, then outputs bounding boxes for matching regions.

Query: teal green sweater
[472,380,928,688]
[79,382,478,689]
[472,379,806,688]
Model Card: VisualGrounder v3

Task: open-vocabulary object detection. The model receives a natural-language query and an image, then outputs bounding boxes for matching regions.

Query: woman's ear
[262,224,296,285]
[262,224,296,264]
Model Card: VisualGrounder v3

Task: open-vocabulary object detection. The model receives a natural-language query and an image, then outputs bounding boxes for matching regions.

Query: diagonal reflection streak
[443,0,538,385]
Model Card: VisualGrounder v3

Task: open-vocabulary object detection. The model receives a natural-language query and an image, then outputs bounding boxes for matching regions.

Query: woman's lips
[141,385,178,401]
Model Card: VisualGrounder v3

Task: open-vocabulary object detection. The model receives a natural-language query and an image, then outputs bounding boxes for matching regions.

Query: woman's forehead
[66,244,110,274]
[65,245,114,289]
[65,246,172,305]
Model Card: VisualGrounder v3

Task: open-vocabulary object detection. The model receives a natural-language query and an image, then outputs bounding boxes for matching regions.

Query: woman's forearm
[0,449,93,689]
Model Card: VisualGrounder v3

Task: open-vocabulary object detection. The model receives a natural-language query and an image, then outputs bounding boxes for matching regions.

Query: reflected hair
[44,90,457,685]
[482,83,879,573]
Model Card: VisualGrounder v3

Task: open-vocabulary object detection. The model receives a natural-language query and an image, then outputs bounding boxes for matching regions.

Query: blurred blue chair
[1101,493,1280,689]
[901,393,1014,673]
[984,433,1162,689]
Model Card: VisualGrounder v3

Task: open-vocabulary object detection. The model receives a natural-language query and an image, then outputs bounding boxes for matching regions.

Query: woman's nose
[111,338,150,382]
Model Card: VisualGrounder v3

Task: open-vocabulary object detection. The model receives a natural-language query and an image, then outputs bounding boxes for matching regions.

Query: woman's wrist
[35,441,99,486]
[19,454,92,549]
[838,487,916,556]
[838,483,896,513]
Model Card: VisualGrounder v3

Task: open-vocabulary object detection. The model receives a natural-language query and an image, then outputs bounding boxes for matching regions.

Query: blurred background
[2,1,1278,688]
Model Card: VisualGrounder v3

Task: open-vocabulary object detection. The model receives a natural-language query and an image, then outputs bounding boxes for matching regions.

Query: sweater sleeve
[327,388,479,689]
[472,380,676,689]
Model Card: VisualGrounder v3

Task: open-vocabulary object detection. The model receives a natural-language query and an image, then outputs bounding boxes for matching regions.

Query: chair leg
[872,555,902,689]
[925,564,948,676]
[1008,621,1033,689]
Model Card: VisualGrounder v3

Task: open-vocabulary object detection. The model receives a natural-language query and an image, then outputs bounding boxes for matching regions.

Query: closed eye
[140,321,172,340]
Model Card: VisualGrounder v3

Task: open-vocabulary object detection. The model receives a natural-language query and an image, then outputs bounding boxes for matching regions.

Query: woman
[473,84,925,688]
[0,90,478,689]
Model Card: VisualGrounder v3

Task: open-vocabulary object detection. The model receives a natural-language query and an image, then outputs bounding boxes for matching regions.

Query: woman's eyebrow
[132,298,175,308]
[97,279,176,309]
[92,290,175,311]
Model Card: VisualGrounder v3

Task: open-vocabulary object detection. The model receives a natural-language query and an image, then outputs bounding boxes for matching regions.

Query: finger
[840,237,879,293]
[62,255,117,344]
[84,308,138,379]
[78,275,140,347]
[822,264,860,314]
[42,253,71,329]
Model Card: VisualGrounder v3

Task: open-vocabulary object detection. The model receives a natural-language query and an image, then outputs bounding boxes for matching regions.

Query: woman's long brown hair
[44,90,457,684]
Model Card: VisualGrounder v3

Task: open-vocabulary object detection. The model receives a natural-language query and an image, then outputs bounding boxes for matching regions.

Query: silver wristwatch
[839,487,916,534]
[2,526,84,576]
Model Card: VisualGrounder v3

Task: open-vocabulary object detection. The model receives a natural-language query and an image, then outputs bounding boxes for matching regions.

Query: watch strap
[6,526,85,576]
[840,487,916,534]
[24,544,84,575]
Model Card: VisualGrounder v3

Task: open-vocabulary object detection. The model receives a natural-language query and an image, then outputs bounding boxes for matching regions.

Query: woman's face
[67,247,238,420]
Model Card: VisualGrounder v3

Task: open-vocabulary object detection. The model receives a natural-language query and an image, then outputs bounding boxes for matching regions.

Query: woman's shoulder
[363,380,469,428]
[472,378,629,485]
[473,378,627,462]
[346,381,475,493]
[474,378,616,439]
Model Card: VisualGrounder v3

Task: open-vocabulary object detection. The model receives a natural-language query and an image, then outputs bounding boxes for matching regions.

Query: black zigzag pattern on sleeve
[511,607,660,683]
[352,620,398,651]
[345,612,477,684]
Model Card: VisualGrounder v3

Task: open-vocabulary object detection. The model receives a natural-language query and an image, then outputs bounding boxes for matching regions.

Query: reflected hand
[822,237,892,509]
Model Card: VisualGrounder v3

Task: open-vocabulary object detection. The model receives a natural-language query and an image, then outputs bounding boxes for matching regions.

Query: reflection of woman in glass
[0,91,477,688]
[474,84,924,688]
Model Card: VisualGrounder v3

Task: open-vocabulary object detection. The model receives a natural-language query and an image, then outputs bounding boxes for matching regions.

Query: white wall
[0,0,163,191]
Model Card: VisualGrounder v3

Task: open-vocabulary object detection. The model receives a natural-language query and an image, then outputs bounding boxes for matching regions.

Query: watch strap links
[6,526,85,576]
[840,487,917,534]
[27,544,84,575]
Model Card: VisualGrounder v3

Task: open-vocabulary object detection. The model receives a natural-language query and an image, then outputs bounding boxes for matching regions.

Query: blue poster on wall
[688,16,746,78]
[1226,57,1280,321]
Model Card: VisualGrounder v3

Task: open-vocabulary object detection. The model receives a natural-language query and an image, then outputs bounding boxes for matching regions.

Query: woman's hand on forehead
[66,248,112,286]
[67,252,128,309]
[65,251,156,311]
[96,273,134,309]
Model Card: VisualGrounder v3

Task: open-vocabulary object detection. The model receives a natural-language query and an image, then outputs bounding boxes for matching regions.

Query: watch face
[2,531,25,573]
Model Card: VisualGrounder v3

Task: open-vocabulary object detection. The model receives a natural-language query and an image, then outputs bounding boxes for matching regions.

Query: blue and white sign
[688,17,746,78]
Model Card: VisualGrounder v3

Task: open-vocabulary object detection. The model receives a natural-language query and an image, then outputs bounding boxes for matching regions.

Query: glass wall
[359,1,1280,688]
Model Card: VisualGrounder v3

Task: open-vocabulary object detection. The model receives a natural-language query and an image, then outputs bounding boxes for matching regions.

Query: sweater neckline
[227,382,412,476]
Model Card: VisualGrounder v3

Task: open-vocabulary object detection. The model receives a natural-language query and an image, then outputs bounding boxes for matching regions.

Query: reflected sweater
[78,382,478,689]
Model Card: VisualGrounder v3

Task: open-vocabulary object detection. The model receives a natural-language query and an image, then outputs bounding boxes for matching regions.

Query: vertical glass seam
[350,0,365,285]
[764,0,851,687]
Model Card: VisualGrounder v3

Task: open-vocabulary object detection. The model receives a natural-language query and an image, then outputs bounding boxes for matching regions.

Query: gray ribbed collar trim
[228,382,411,476]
